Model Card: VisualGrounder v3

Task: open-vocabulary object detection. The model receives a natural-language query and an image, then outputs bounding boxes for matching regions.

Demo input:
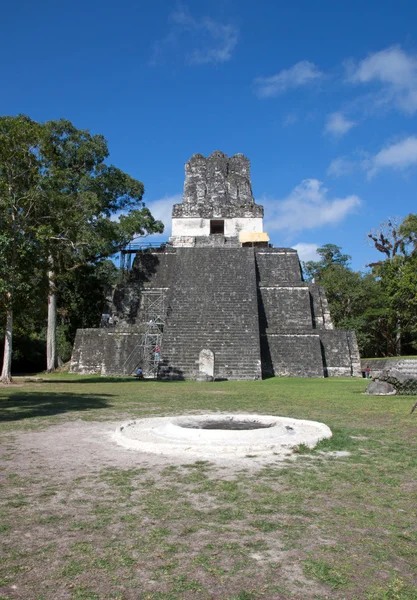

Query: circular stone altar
[113,414,332,459]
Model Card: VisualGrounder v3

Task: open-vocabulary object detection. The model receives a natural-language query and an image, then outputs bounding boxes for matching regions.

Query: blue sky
[2,0,417,270]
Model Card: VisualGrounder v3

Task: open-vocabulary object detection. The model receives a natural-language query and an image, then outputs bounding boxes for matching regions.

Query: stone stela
[70,151,361,380]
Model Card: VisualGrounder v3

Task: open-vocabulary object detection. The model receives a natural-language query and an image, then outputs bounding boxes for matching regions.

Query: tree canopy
[0,115,163,381]
[301,221,417,358]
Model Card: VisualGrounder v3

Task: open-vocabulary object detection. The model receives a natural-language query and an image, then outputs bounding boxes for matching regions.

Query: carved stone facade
[174,151,262,217]
[170,152,264,247]
[70,152,361,380]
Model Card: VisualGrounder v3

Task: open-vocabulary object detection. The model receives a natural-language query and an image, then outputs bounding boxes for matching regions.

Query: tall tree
[39,119,164,371]
[368,215,417,355]
[302,244,383,357]
[367,215,417,264]
[1,116,164,379]
[0,116,45,383]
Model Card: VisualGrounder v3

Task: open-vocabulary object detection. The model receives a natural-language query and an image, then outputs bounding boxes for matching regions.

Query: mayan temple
[70,151,361,380]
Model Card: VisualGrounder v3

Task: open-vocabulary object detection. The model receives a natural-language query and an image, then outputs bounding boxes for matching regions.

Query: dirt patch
[0,420,335,599]
[1,409,416,600]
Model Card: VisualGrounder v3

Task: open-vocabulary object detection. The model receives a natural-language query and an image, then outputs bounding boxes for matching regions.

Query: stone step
[160,248,261,379]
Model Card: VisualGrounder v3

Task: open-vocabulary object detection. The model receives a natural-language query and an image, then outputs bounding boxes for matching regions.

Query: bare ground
[1,377,416,600]
[1,420,349,600]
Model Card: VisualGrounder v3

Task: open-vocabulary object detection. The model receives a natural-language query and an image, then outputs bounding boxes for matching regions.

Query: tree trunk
[396,318,401,356]
[1,308,13,383]
[46,266,58,373]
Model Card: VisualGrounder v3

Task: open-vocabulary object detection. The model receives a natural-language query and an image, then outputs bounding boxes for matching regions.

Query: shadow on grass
[41,377,140,384]
[41,377,189,384]
[0,392,114,421]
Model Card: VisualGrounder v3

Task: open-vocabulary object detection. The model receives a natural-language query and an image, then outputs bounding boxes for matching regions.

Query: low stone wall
[360,358,417,378]
[70,328,145,375]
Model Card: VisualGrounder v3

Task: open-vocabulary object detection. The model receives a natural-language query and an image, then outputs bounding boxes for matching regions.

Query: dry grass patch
[0,375,416,599]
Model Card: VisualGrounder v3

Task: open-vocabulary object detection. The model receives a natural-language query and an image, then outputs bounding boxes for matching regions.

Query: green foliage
[303,243,351,282]
[0,115,44,309]
[367,216,417,355]
[301,223,417,357]
[56,260,119,346]
[303,246,384,356]
[34,118,163,270]
[56,325,73,363]
[1,115,164,374]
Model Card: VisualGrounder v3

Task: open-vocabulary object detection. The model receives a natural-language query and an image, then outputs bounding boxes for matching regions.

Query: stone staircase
[159,248,261,380]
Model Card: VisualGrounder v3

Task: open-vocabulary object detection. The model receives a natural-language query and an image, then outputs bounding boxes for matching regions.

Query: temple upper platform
[169,151,266,247]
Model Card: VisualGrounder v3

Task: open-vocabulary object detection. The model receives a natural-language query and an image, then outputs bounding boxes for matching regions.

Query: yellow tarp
[239,231,270,243]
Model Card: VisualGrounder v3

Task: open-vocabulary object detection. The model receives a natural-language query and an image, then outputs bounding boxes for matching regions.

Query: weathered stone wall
[173,151,263,219]
[159,247,262,380]
[254,249,358,377]
[260,287,313,330]
[171,217,263,238]
[70,329,145,375]
[264,332,324,377]
[255,249,324,377]
[71,244,361,380]
[360,358,417,378]
[112,251,175,325]
[319,330,362,376]
[255,249,303,284]
[309,285,334,330]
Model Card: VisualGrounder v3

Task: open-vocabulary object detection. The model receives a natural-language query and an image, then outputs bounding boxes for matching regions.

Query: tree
[302,244,383,357]
[368,215,417,355]
[399,213,417,255]
[367,215,417,265]
[38,119,164,371]
[0,116,45,383]
[1,115,164,380]
[302,244,351,282]
[55,260,119,360]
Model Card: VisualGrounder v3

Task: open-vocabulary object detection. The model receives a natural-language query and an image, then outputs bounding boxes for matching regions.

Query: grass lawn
[1,375,416,600]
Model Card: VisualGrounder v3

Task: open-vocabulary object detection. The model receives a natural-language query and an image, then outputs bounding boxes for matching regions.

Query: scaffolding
[121,289,166,378]
[120,242,167,272]
[140,290,166,378]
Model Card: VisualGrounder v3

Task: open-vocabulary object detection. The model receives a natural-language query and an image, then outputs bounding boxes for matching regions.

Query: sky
[2,0,417,270]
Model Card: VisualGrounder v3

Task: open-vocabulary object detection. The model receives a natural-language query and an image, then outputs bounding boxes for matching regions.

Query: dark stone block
[319,330,361,377]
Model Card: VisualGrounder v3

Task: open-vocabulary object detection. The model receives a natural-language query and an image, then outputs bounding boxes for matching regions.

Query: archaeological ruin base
[70,151,361,380]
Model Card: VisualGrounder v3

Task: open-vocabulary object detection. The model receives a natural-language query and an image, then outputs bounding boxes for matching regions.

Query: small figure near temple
[134,367,143,380]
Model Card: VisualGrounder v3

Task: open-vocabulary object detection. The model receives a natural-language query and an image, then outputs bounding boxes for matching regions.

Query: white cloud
[292,243,320,262]
[263,179,361,233]
[254,61,323,98]
[146,194,182,237]
[347,46,417,114]
[324,112,356,137]
[151,7,238,66]
[327,157,356,177]
[365,136,417,177]
[283,113,298,126]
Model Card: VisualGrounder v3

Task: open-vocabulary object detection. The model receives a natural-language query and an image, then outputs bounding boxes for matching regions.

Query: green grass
[1,375,417,599]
